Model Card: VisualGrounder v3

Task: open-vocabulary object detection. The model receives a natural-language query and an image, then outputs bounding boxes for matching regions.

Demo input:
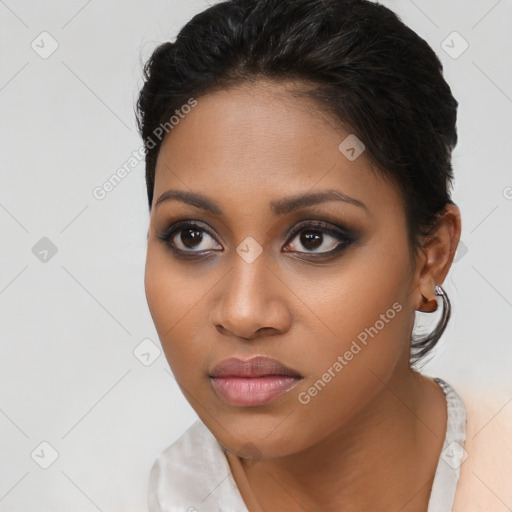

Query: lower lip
[210,376,301,406]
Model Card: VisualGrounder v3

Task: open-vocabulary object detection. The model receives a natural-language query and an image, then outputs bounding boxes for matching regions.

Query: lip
[209,356,303,407]
[209,356,302,378]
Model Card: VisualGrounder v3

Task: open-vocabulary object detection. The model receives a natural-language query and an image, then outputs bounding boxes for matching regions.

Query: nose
[209,252,292,341]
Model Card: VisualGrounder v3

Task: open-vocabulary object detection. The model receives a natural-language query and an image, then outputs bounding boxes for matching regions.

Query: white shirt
[148,377,467,512]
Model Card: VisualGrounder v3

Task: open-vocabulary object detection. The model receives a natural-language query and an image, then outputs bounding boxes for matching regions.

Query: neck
[239,369,447,512]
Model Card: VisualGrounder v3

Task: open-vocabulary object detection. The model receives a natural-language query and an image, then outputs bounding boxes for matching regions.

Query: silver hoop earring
[434,285,450,318]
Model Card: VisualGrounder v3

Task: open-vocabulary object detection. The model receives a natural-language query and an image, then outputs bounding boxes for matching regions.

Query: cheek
[144,246,204,377]
[303,236,410,345]
[299,283,407,398]
[297,241,412,398]
[144,246,174,333]
[277,255,411,451]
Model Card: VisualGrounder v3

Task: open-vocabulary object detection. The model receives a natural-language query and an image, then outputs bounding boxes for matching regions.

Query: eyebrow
[154,188,368,214]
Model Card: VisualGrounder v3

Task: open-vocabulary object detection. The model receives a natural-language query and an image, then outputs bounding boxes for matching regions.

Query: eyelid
[158,218,217,239]
[157,219,223,252]
[284,219,355,243]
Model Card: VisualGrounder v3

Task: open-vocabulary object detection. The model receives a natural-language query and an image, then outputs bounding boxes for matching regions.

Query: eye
[157,218,356,260]
[157,220,223,256]
[282,220,355,257]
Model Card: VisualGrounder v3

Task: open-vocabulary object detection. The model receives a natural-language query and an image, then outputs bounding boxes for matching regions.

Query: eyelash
[157,218,357,261]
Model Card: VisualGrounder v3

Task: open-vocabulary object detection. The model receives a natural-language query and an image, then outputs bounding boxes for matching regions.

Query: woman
[137,0,511,510]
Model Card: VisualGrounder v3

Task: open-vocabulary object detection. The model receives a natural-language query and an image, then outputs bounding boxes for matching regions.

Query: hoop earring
[433,284,444,312]
[411,284,452,364]
[434,284,450,323]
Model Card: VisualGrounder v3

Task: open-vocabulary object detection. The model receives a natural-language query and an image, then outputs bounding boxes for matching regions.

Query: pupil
[300,231,322,250]
[181,229,203,248]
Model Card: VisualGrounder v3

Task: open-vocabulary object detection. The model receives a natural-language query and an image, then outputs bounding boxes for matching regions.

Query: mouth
[209,356,303,407]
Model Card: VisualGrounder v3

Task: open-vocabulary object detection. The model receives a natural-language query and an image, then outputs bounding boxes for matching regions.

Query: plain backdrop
[1,0,511,510]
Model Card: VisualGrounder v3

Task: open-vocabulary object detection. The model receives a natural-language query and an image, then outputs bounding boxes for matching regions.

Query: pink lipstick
[209,356,303,406]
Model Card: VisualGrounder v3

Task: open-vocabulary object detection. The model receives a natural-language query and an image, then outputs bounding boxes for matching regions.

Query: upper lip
[209,356,303,378]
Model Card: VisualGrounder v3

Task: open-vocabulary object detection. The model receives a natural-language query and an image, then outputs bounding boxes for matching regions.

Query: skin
[144,79,462,512]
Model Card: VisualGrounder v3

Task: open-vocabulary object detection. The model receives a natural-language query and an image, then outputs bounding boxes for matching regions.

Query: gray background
[1,0,511,510]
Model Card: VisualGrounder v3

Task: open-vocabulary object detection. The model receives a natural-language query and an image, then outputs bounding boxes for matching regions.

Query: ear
[413,204,461,312]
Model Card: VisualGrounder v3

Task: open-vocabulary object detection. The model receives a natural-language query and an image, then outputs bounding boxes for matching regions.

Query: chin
[202,412,311,459]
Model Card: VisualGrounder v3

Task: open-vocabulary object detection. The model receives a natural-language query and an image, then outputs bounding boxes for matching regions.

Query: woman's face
[145,80,420,458]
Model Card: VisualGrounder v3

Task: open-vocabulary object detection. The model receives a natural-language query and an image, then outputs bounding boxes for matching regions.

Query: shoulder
[148,419,247,512]
[452,383,512,511]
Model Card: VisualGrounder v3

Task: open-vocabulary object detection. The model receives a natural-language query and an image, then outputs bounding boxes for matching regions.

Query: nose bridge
[228,229,270,302]
[227,248,270,316]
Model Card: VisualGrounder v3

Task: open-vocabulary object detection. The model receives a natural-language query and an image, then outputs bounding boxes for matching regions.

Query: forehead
[153,80,401,220]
